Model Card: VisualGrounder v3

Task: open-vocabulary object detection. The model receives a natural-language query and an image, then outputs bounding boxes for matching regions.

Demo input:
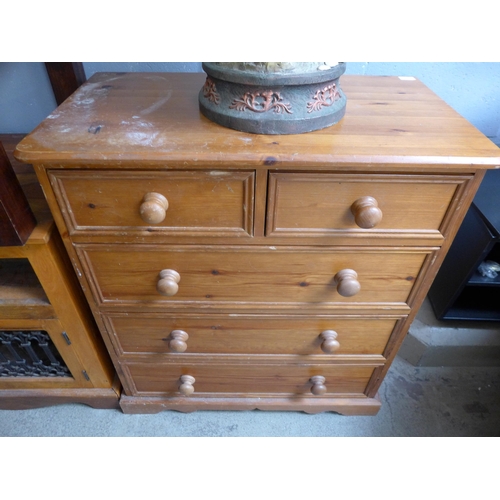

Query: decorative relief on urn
[229,91,292,114]
[307,83,341,113]
[202,77,220,104]
[198,62,347,134]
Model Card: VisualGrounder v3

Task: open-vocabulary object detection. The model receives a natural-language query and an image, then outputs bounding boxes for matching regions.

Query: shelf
[467,242,500,286]
[0,259,55,319]
[428,198,500,321]
[468,272,500,287]
[441,285,500,321]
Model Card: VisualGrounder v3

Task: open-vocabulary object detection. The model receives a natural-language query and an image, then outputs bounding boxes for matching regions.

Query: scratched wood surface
[14,73,500,169]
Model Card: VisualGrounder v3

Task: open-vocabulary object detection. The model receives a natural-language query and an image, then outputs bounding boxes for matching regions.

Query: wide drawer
[78,244,431,309]
[267,172,470,241]
[48,169,255,237]
[124,360,378,396]
[104,313,401,356]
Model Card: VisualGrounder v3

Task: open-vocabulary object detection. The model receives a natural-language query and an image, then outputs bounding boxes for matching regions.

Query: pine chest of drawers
[15,72,500,415]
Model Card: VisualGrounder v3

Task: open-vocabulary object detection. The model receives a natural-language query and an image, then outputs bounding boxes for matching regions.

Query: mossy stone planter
[199,62,347,135]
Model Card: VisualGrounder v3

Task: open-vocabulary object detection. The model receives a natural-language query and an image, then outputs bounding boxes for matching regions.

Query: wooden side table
[0,137,119,409]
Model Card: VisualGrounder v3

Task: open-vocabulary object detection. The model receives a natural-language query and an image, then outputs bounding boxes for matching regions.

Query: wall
[0,63,57,134]
[1,62,499,144]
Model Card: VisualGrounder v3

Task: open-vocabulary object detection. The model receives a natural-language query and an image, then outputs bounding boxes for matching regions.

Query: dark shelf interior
[429,171,500,322]
[441,285,500,321]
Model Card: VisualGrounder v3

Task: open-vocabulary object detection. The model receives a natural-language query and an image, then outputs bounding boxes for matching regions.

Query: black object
[428,169,500,321]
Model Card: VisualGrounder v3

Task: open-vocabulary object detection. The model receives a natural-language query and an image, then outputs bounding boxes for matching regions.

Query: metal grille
[0,330,71,377]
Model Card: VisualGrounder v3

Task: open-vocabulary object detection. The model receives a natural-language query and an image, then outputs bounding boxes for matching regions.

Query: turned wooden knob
[179,375,195,396]
[168,330,189,352]
[320,330,340,353]
[140,192,169,224]
[334,269,361,297]
[351,196,383,229]
[157,269,180,296]
[310,376,327,396]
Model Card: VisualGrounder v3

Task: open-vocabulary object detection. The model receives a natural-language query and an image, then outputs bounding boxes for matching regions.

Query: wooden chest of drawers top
[14,73,500,171]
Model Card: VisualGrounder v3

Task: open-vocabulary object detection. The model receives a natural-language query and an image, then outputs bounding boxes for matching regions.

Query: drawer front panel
[126,361,377,396]
[79,245,430,308]
[267,173,469,239]
[105,313,400,356]
[49,170,255,237]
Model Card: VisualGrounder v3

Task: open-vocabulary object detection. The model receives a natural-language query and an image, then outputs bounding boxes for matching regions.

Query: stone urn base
[198,62,347,135]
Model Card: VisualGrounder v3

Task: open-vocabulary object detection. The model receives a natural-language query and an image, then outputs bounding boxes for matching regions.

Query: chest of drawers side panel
[364,169,488,397]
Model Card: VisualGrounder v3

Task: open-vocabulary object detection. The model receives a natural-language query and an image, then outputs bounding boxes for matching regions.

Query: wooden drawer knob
[320,330,340,353]
[334,269,361,297]
[351,196,383,229]
[179,375,195,396]
[310,376,327,396]
[140,192,169,224]
[168,330,189,352]
[157,269,180,296]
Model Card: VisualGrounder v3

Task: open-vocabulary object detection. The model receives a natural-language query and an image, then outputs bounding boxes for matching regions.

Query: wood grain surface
[267,172,470,239]
[104,313,401,356]
[14,73,500,169]
[78,244,430,309]
[49,169,254,236]
[125,360,378,396]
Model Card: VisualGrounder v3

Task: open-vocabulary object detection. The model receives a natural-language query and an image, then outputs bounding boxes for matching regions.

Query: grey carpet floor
[1,355,499,437]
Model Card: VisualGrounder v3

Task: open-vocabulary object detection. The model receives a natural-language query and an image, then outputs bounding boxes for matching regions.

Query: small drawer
[78,244,430,310]
[124,360,378,397]
[267,172,470,242]
[104,313,401,356]
[48,169,255,237]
